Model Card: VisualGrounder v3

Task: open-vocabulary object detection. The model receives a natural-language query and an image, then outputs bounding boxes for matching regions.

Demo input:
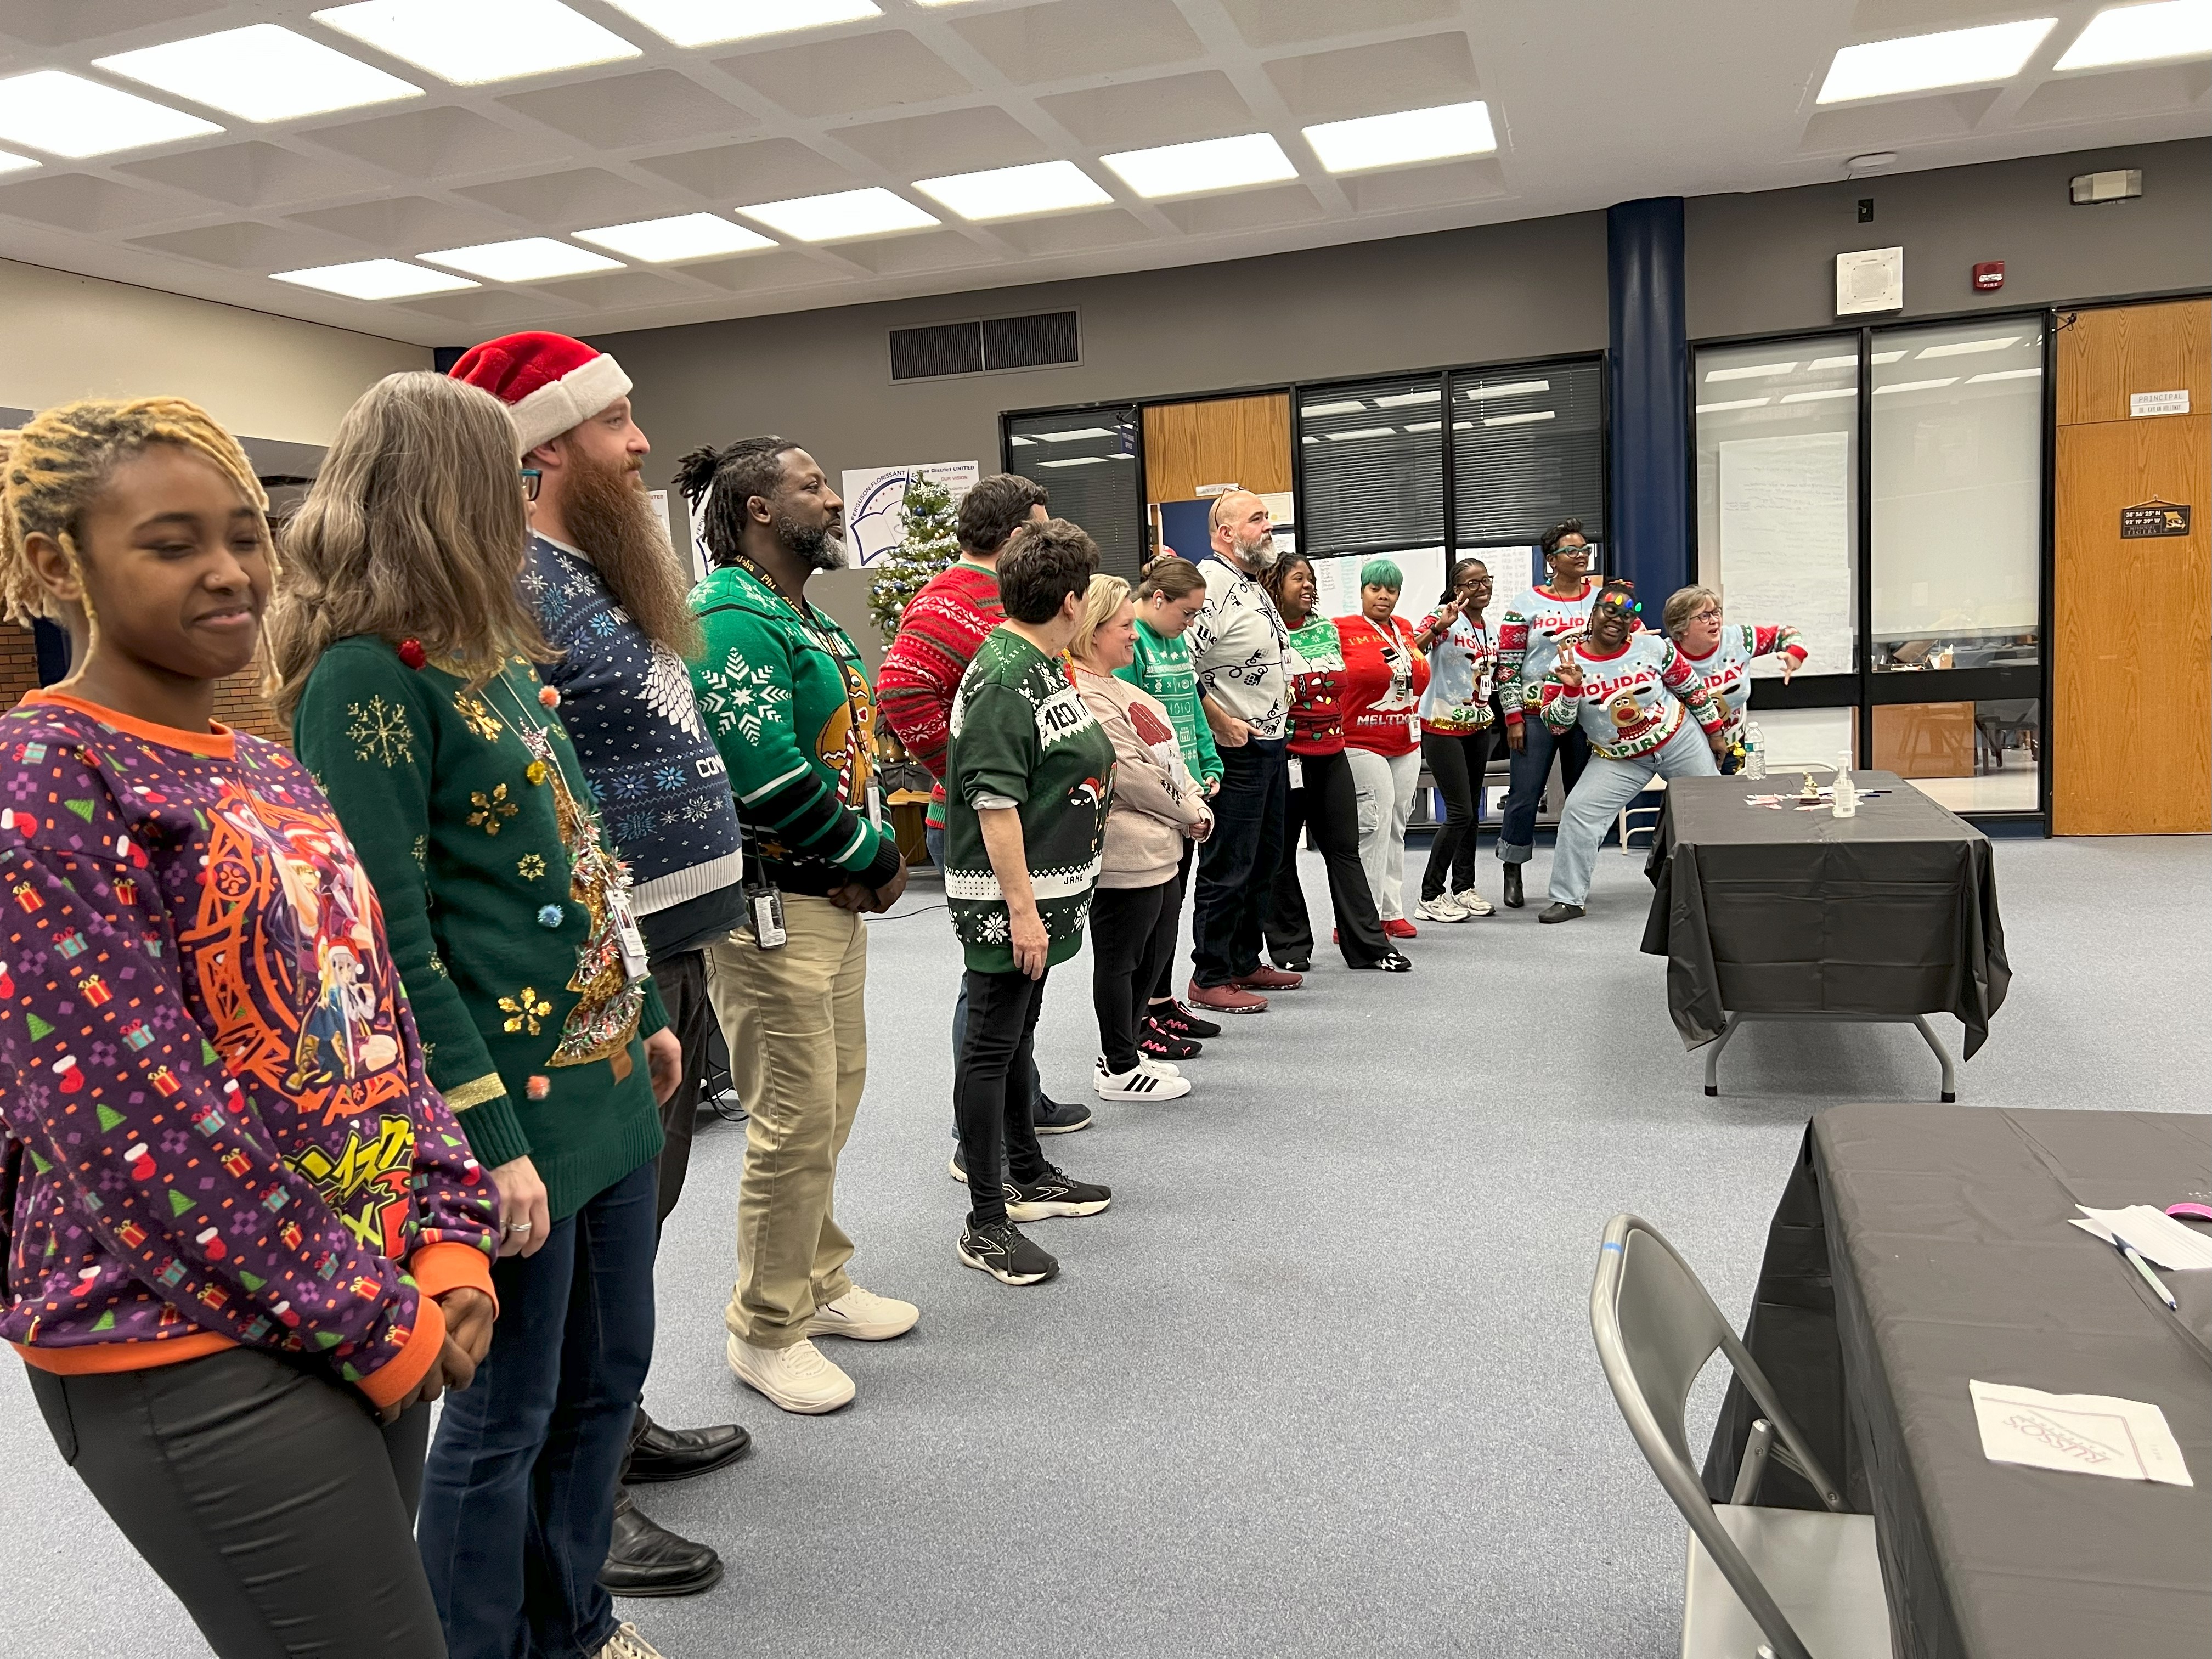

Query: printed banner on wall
[840,462,981,567]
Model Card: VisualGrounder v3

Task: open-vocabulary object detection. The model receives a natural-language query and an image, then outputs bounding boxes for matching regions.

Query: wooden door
[2052,301,2211,835]
[1141,394,1291,505]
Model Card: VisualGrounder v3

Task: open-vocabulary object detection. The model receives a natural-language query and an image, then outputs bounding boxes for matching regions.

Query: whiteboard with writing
[1311,548,1448,626]
[1717,432,1853,679]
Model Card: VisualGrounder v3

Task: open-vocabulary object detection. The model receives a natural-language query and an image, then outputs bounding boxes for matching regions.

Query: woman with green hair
[1333,557,1429,938]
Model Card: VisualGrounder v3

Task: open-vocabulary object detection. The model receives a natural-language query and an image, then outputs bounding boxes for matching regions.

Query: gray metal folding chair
[1589,1215,1893,1659]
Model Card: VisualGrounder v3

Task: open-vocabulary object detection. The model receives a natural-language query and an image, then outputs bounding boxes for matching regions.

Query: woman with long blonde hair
[270,371,681,1659]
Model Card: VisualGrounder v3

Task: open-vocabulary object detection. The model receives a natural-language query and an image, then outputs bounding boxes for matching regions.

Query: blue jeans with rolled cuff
[1496,715,1592,865]
[1546,720,1719,909]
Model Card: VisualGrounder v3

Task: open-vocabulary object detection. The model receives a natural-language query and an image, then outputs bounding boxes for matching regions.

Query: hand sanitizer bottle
[1831,750,1858,818]
[1742,720,1766,780]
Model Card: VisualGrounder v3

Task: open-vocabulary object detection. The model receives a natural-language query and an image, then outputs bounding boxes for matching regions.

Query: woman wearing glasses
[1494,520,1600,909]
[1662,586,1807,772]
[1534,580,1728,924]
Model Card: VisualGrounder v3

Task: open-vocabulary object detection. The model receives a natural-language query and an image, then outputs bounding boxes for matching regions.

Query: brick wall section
[3,622,288,746]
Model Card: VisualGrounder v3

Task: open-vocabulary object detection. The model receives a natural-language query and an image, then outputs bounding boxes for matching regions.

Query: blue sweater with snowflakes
[522,534,745,958]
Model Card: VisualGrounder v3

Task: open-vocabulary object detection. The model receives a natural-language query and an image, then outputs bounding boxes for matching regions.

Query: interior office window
[1297,373,1446,555]
[1871,698,2040,813]
[1452,359,1606,554]
[1869,318,2043,671]
[1693,336,1859,680]
[1004,406,1143,576]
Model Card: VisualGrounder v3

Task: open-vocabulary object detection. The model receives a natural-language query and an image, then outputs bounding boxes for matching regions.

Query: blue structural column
[1606,197,1690,604]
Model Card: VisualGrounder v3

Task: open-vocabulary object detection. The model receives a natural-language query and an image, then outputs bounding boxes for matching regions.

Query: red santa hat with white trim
[446,330,631,453]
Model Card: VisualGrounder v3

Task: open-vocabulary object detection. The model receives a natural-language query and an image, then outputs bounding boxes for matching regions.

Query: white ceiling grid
[0,0,2204,347]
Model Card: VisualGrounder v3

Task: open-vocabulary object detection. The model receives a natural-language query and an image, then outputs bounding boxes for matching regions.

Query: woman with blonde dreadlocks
[0,398,500,1657]
[268,371,682,1659]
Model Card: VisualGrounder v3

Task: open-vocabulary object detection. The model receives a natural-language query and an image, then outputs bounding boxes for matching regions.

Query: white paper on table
[2078,1206,2212,1272]
[1970,1381,2193,1486]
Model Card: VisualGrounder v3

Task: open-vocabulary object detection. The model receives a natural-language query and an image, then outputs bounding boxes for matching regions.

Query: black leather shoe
[1538,902,1585,924]
[1503,865,1523,909]
[599,1491,723,1598]
[626,1410,751,1484]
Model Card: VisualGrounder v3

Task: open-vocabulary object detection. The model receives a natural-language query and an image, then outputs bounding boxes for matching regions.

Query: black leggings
[1262,748,1392,968]
[1146,841,1196,1005]
[955,967,1053,1224]
[1090,880,1172,1071]
[26,1346,444,1658]
[1420,726,1503,900]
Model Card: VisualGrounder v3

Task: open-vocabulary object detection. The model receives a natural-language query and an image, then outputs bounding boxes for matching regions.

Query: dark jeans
[1496,718,1592,864]
[955,967,1054,1228]
[1190,736,1288,988]
[929,823,1041,1133]
[1262,748,1392,968]
[1420,726,1503,899]
[647,947,711,1232]
[1146,840,1196,1004]
[1090,879,1172,1072]
[27,1348,442,1659]
[420,1158,658,1659]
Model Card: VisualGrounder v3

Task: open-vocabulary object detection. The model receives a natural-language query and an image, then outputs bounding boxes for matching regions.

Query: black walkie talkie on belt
[738,826,786,950]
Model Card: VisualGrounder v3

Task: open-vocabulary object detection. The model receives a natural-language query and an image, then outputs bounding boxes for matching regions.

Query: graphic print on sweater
[1538,633,1725,760]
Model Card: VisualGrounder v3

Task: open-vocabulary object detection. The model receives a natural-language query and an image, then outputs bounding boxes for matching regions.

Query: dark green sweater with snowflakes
[294,639,665,1220]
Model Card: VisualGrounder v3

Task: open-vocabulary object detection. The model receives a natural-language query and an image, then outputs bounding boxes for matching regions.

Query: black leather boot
[1503,864,1523,909]
[598,1491,723,1598]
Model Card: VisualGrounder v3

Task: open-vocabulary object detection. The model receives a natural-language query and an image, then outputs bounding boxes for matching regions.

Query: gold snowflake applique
[468,783,519,836]
[454,692,505,743]
[411,834,428,867]
[518,853,548,880]
[346,696,415,766]
[499,986,552,1036]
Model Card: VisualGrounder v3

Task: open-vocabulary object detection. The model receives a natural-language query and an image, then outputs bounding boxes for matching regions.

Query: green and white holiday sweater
[1115,619,1223,791]
[943,629,1117,974]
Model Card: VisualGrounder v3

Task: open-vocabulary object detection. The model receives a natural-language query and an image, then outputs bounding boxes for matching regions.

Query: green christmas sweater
[294,639,666,1221]
[943,629,1117,974]
[689,561,902,898]
[1116,620,1223,791]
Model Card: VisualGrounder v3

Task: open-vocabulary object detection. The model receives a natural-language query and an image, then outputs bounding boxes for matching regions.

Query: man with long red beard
[451,332,747,1601]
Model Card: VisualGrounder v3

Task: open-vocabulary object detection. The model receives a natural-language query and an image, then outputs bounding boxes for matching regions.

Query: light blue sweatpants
[1547,719,1718,907]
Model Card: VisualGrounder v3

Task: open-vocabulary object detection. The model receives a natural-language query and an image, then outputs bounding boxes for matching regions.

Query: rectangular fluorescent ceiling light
[1874,378,1960,394]
[1463,379,1549,399]
[914,160,1111,221]
[0,148,37,176]
[312,1,641,85]
[1968,368,2044,382]
[737,187,938,241]
[603,0,880,47]
[1818,19,2055,103]
[1916,335,2022,357]
[1302,100,1495,173]
[2057,1,2212,69]
[1036,456,1108,467]
[1101,133,1297,200]
[1871,349,1905,364]
[1706,361,1798,381]
[272,259,478,300]
[95,25,420,122]
[0,71,222,156]
[577,214,774,262]
[1403,421,1443,433]
[1697,398,1770,414]
[1807,354,1858,370]
[1008,435,1036,445]
[1028,427,1119,442]
[1301,400,1367,417]
[422,237,622,280]
[1373,390,1442,408]
[1485,410,1556,426]
[1781,388,1859,403]
[1325,427,1397,441]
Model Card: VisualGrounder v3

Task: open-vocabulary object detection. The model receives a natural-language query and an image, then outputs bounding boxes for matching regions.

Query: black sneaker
[1138,1018,1201,1061]
[958,1219,1059,1286]
[1005,1165,1113,1221]
[1159,1000,1221,1040]
[1032,1094,1092,1135]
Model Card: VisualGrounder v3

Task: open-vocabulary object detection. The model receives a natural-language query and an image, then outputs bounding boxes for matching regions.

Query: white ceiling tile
[0,172,178,232]
[681,248,833,291]
[835,105,1051,175]
[129,219,351,271]
[635,136,858,199]
[949,0,1205,82]
[1262,32,1482,126]
[992,207,1156,256]
[458,166,669,224]
[1036,71,1259,149]
[0,0,222,48]
[400,287,583,328]
[304,104,548,176]
[1214,0,1460,50]
[1340,156,1508,213]
[533,268,695,307]
[1797,88,2004,153]
[1156,182,1324,236]
[2013,59,2212,125]
[287,194,516,246]
[498,69,761,148]
[833,226,997,275]
[716,31,973,118]
[117,142,374,208]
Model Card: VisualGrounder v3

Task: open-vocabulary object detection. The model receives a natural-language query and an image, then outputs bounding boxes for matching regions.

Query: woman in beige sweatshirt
[1070,575,1214,1102]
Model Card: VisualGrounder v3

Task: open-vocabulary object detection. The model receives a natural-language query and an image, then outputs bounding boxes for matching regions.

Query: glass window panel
[1745,706,1857,771]
[1452,358,1606,548]
[1004,407,1143,577]
[1694,334,1859,684]
[1297,371,1446,555]
[1870,317,2043,670]
[1871,698,2039,812]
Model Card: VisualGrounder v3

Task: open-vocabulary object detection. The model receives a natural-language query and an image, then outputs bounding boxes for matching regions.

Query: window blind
[1296,371,1446,555]
[1003,407,1143,577]
[1451,359,1606,545]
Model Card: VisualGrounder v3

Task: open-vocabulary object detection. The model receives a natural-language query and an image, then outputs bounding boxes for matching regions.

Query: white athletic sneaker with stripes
[1415,893,1470,922]
[1136,1054,1181,1079]
[1452,887,1494,916]
[1094,1058,1193,1101]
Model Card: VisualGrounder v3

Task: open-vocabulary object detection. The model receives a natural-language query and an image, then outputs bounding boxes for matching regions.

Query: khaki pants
[704,895,868,1348]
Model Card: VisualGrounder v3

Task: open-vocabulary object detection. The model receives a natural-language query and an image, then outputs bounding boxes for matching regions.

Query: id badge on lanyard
[610,881,650,983]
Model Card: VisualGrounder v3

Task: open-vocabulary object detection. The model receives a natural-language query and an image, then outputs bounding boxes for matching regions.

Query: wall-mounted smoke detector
[1847,152,1899,176]
[2070,168,2143,204]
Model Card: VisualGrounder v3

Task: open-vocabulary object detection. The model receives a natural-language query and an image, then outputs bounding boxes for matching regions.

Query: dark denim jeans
[1190,736,1288,988]
[419,1158,658,1659]
[928,822,1040,1139]
[1496,717,1591,865]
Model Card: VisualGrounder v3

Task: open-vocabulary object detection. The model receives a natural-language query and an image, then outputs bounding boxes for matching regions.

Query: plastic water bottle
[1832,750,1858,818]
[1742,720,1767,780]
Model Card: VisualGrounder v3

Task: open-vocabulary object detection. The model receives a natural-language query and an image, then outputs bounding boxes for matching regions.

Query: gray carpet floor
[5,832,2207,1657]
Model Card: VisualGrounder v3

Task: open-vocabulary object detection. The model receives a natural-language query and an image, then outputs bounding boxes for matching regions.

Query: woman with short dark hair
[1412,556,1500,922]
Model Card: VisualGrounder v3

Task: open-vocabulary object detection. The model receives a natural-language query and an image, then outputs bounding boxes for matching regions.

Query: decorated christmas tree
[866,471,959,651]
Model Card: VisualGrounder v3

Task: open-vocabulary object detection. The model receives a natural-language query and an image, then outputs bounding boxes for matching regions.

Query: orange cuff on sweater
[409,1241,498,1313]
[358,1290,447,1411]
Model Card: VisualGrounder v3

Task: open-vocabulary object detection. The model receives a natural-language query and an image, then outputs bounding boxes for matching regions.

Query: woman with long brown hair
[268,371,681,1659]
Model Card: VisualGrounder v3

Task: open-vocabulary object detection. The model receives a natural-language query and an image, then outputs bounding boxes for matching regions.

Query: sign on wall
[840,461,980,567]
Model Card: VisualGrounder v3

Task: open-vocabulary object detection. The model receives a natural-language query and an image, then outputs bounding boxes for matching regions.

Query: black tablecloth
[1702,1105,2212,1659]
[1640,772,2010,1054]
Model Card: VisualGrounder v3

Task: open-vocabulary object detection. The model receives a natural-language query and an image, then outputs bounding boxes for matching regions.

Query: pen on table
[2112,1237,2179,1310]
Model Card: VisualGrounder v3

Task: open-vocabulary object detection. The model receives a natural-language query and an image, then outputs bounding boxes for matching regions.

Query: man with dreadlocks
[680,436,918,1417]
[1,398,500,1657]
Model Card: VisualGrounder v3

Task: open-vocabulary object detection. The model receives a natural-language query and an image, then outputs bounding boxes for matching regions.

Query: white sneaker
[593,1623,665,1659]
[1136,1054,1181,1079]
[1093,1062,1192,1102]
[804,1284,919,1342]
[726,1333,855,1414]
[1452,887,1494,916]
[1415,894,1470,923]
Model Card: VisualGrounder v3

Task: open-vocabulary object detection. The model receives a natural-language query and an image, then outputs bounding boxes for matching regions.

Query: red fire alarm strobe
[1972,261,2005,291]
